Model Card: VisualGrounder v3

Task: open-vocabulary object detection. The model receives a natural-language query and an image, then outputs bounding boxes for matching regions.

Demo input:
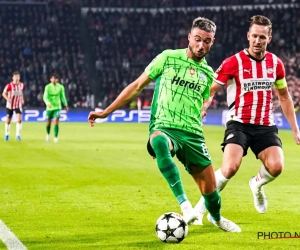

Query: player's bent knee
[221,164,240,179]
[267,162,283,177]
[264,156,284,177]
[151,134,169,153]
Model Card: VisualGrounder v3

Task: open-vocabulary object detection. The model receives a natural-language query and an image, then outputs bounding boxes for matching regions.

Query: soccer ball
[155,212,188,243]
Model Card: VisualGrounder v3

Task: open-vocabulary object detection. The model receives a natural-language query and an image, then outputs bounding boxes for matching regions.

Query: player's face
[12,74,20,82]
[188,28,215,62]
[50,76,58,84]
[247,24,272,59]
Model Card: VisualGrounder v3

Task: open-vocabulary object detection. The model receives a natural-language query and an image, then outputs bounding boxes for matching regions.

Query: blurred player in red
[2,71,24,141]
[193,15,300,224]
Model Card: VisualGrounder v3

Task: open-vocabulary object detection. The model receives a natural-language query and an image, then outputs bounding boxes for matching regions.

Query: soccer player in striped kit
[193,15,300,224]
[2,71,24,141]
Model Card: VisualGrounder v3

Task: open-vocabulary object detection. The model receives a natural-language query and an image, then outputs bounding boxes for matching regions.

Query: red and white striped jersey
[214,49,286,126]
[4,82,24,110]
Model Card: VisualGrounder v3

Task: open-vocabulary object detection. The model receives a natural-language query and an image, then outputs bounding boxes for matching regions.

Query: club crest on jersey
[267,68,274,74]
[199,72,207,82]
[190,68,195,75]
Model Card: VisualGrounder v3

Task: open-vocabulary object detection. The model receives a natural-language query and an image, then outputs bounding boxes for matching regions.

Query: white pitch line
[0,220,27,250]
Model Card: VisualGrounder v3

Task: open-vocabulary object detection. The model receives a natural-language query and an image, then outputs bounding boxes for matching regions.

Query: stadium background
[0,0,299,122]
[0,1,300,250]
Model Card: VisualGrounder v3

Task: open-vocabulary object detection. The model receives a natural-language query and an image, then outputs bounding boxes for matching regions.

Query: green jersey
[43,83,68,110]
[145,49,214,135]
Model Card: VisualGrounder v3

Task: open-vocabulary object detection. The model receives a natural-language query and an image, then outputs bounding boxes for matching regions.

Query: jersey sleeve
[43,85,50,105]
[144,52,166,80]
[202,71,213,100]
[213,57,235,85]
[3,84,11,92]
[60,85,68,106]
[202,85,211,100]
[274,57,287,89]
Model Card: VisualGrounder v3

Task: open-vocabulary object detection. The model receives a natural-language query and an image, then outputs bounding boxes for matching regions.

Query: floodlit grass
[0,123,299,249]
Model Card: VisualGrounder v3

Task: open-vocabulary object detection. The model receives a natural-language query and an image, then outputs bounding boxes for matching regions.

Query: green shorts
[46,109,61,120]
[147,127,212,173]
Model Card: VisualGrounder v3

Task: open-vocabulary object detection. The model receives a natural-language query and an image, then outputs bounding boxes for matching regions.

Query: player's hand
[292,130,300,145]
[65,106,69,112]
[201,110,207,118]
[47,104,52,108]
[88,111,108,127]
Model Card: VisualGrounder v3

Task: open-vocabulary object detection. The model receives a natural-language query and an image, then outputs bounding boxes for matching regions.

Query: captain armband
[274,78,287,89]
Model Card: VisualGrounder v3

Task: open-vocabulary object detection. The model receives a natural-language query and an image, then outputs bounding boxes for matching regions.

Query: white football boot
[54,137,59,143]
[207,214,241,232]
[180,200,198,225]
[249,177,268,213]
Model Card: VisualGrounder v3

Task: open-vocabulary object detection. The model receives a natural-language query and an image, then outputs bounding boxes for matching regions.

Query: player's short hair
[191,17,216,34]
[50,73,60,80]
[249,15,272,36]
[12,71,20,76]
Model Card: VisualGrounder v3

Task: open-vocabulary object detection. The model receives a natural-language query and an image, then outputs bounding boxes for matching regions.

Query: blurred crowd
[0,1,299,110]
[86,4,300,109]
[82,0,298,8]
[0,1,94,109]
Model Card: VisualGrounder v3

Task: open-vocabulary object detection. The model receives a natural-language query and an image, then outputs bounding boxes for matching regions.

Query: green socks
[46,125,51,134]
[54,125,59,137]
[202,190,221,221]
[47,125,59,137]
[151,134,187,204]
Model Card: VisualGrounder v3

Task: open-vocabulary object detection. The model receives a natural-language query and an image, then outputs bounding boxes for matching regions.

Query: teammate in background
[88,17,241,232]
[2,71,24,141]
[194,15,300,224]
[43,73,68,143]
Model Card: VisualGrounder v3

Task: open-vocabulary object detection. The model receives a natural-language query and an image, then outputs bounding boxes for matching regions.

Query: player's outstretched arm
[88,72,152,126]
[277,87,300,145]
[202,81,222,118]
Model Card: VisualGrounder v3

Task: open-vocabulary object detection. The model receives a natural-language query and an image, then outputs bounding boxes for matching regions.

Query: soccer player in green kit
[43,73,68,143]
[88,17,241,232]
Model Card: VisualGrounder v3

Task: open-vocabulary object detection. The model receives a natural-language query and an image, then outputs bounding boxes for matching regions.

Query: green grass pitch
[0,122,300,249]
